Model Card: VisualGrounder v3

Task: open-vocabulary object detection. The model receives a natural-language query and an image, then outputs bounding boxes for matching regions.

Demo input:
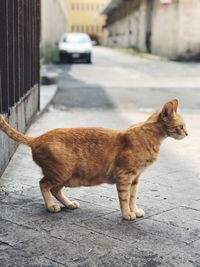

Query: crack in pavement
[44,256,69,267]
[73,222,126,242]
[0,240,14,248]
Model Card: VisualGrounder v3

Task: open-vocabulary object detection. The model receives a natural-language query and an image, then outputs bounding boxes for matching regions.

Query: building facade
[67,0,107,44]
[102,0,200,60]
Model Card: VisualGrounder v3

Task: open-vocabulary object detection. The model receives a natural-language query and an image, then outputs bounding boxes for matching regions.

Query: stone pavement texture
[0,47,200,267]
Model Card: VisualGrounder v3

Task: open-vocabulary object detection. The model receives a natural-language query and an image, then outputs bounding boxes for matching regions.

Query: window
[66,34,91,44]
[71,25,75,32]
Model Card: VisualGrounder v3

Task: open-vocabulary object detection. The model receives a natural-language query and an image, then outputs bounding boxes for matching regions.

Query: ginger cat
[0,99,188,220]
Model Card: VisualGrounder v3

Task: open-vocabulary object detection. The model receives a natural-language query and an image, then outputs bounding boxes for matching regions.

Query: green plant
[40,45,59,65]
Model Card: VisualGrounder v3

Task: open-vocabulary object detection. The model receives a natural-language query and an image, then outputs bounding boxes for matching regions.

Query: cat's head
[160,99,188,140]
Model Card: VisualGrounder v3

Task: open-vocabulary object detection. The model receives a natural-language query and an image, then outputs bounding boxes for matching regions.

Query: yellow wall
[59,0,68,18]
[67,0,107,44]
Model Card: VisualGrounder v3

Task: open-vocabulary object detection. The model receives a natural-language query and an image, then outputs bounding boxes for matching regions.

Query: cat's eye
[179,125,183,130]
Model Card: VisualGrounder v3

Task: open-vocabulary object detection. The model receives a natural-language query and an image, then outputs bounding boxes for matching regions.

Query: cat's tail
[0,114,34,146]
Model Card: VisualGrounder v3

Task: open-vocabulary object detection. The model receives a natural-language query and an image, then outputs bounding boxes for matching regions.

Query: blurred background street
[53,46,200,111]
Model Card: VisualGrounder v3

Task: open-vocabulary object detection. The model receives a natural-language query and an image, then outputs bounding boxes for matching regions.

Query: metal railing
[0,0,40,114]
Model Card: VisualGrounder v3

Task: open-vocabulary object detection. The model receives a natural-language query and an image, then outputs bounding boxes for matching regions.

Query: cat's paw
[48,204,61,213]
[133,208,145,218]
[122,211,136,221]
[67,200,80,209]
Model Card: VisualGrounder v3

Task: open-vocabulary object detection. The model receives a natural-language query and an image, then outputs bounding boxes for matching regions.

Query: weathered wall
[0,85,39,177]
[137,1,147,52]
[105,0,146,51]
[41,0,67,48]
[177,0,200,59]
[104,0,200,59]
[151,0,200,59]
[151,0,178,58]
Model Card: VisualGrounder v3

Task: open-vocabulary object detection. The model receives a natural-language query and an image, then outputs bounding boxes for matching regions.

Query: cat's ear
[161,102,173,119]
[161,99,178,118]
[161,99,178,119]
[171,99,178,112]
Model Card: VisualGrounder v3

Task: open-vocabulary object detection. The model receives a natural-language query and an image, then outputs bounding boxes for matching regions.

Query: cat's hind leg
[39,176,61,213]
[51,185,80,209]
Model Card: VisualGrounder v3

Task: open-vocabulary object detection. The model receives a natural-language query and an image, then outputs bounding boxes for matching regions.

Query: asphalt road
[53,46,200,112]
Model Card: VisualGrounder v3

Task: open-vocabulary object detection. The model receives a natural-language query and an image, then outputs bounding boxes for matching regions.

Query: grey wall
[41,0,67,48]
[104,0,200,59]
[0,85,39,177]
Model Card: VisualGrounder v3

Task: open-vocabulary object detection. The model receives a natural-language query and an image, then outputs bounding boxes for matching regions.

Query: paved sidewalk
[0,105,200,267]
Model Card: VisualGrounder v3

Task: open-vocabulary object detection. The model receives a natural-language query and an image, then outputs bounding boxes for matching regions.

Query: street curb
[34,66,59,121]
[110,47,168,62]
[38,84,58,116]
[28,84,58,126]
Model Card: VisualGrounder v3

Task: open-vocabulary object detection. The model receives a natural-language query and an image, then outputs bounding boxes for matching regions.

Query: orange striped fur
[0,99,188,220]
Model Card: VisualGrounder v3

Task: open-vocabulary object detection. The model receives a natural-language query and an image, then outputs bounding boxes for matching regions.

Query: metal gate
[0,0,40,114]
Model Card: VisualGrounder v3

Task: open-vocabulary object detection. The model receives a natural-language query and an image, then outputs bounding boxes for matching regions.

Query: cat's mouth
[172,133,187,140]
[183,129,188,137]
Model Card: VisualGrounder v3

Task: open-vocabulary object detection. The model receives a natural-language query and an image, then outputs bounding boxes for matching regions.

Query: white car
[58,32,92,63]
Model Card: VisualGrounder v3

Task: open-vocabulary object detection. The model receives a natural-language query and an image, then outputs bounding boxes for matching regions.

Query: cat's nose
[185,130,188,136]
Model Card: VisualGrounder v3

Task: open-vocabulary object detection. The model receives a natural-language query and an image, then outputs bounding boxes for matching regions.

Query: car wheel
[86,54,92,64]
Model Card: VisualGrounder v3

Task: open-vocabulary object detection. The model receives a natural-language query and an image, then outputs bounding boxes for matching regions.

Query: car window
[64,34,90,44]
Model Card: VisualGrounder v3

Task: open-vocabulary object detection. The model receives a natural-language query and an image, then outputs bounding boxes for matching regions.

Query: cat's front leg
[116,178,136,220]
[129,176,145,218]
